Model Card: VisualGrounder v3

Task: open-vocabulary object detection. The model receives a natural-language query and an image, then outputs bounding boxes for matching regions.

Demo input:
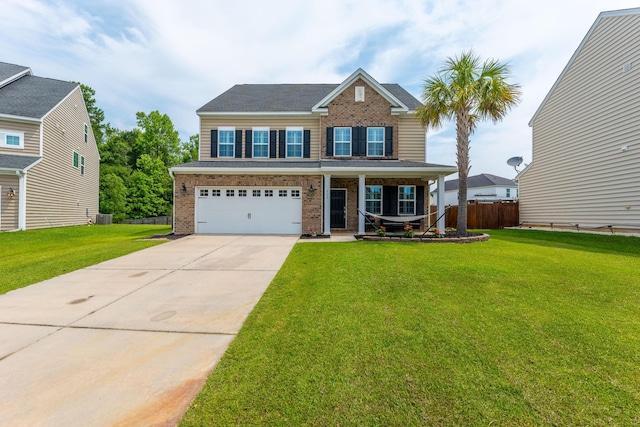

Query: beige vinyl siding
[0,119,40,156]
[25,87,100,229]
[0,174,19,230]
[397,115,425,162]
[199,115,321,160]
[520,13,640,227]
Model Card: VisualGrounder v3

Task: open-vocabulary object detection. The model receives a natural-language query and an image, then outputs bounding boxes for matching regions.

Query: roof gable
[529,7,640,126]
[312,68,408,112]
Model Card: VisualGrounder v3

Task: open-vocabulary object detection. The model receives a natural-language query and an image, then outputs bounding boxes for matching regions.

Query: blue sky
[2,0,638,179]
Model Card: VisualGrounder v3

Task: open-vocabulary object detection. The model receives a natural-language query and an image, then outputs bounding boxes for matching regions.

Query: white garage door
[195,186,302,234]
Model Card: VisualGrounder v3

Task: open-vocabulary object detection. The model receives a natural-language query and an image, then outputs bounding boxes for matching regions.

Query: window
[239,189,247,197]
[506,188,511,198]
[200,189,209,197]
[84,123,88,143]
[73,151,79,168]
[265,190,273,197]
[398,185,416,215]
[253,128,269,158]
[365,186,382,214]
[80,155,85,176]
[334,127,351,156]
[218,127,235,157]
[367,127,384,156]
[286,127,303,158]
[0,130,24,148]
[279,190,287,197]
[253,189,261,197]
[226,189,235,197]
[291,190,300,198]
[212,189,221,197]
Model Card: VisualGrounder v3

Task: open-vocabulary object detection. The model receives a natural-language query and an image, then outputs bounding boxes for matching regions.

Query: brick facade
[174,174,322,235]
[321,78,399,159]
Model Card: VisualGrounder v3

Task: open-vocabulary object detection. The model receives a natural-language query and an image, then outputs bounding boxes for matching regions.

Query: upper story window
[84,123,88,143]
[398,185,416,215]
[0,130,24,149]
[286,127,303,158]
[253,128,269,158]
[218,127,235,158]
[367,127,384,156]
[366,185,382,214]
[334,127,351,156]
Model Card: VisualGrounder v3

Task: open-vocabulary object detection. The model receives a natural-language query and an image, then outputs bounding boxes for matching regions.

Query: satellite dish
[507,156,523,172]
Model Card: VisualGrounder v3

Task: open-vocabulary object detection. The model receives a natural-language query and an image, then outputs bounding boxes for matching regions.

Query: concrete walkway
[0,235,298,426]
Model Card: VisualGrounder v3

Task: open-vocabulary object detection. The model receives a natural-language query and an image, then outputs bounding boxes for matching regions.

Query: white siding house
[433,173,517,206]
[518,8,640,232]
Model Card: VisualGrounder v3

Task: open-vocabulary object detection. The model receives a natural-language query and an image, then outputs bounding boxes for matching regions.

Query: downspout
[17,170,26,230]
[169,169,176,234]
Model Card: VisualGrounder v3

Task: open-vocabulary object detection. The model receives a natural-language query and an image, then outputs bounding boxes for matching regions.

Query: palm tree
[416,50,521,236]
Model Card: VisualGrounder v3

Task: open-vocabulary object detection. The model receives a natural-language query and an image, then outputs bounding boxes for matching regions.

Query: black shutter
[269,130,277,158]
[356,126,367,156]
[383,186,398,216]
[235,130,242,158]
[417,186,425,215]
[279,130,286,158]
[326,127,333,156]
[245,130,252,159]
[210,130,218,158]
[385,126,393,156]
[303,130,311,158]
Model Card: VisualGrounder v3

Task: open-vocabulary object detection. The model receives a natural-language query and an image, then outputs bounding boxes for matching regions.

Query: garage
[195,186,303,234]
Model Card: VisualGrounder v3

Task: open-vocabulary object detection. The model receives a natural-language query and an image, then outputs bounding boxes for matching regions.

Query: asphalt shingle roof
[197,83,422,113]
[0,62,29,84]
[0,153,41,170]
[444,173,516,191]
[0,66,78,119]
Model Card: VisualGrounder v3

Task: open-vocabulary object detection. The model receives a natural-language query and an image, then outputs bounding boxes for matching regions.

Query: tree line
[79,84,198,222]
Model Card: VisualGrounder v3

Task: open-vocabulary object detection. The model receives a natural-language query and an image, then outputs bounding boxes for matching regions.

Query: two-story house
[170,69,457,235]
[0,61,99,231]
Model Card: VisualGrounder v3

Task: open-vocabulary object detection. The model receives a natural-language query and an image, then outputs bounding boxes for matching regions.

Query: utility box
[95,214,112,225]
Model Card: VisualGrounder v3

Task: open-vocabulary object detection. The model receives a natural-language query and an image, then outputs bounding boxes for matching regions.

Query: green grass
[1,224,171,294]
[181,229,640,426]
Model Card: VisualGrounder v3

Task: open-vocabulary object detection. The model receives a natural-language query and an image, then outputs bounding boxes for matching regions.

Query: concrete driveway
[0,235,298,426]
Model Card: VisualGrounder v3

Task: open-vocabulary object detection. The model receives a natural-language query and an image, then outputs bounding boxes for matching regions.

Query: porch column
[323,174,331,235]
[437,174,445,232]
[17,171,26,231]
[358,174,366,235]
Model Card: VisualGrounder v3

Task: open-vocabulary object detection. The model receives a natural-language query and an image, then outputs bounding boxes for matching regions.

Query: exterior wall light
[181,183,187,194]
[309,184,315,196]
[7,188,15,198]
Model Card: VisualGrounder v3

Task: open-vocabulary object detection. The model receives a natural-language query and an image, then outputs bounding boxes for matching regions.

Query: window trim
[398,185,416,215]
[73,151,79,168]
[84,123,88,143]
[365,185,383,215]
[334,127,351,157]
[366,127,384,157]
[80,155,85,176]
[0,129,24,149]
[286,127,303,159]
[252,127,269,158]
[218,126,235,158]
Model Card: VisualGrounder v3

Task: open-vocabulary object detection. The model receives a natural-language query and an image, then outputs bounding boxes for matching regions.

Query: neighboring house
[432,173,518,205]
[170,68,457,235]
[519,8,640,231]
[0,61,99,231]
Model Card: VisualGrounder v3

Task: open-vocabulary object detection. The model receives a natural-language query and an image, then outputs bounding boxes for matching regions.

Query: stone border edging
[360,233,490,243]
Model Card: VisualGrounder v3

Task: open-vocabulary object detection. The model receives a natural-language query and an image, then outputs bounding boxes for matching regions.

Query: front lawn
[181,229,640,426]
[1,224,171,294]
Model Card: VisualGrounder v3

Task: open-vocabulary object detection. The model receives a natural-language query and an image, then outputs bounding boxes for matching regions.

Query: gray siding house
[0,62,99,230]
[170,69,457,235]
[519,8,640,232]
[433,173,518,206]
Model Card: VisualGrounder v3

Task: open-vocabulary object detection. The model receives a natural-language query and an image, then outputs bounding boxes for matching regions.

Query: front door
[330,189,346,229]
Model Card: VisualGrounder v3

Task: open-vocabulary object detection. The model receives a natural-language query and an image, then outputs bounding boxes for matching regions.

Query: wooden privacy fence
[429,201,519,230]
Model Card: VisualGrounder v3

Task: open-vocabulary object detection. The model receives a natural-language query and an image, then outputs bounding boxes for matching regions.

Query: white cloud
[1,0,639,175]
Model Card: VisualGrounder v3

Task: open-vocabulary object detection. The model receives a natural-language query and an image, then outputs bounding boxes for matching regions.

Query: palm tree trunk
[456,108,471,236]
